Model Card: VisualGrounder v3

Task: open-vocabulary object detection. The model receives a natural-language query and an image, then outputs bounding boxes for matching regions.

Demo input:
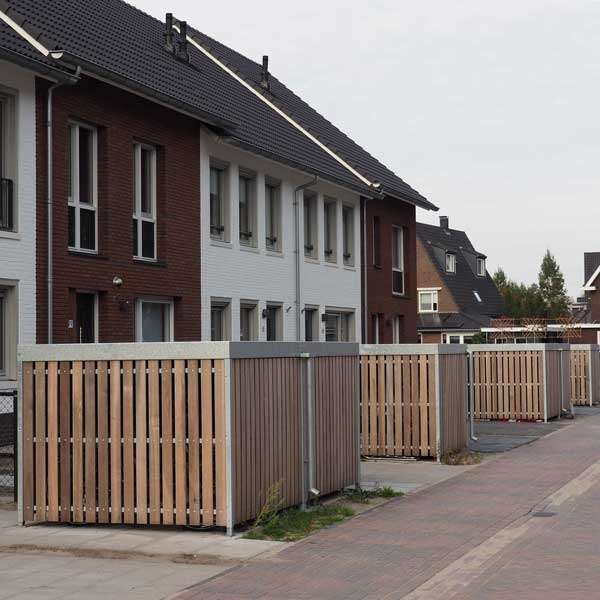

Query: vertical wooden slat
[428,356,436,457]
[84,361,96,523]
[419,355,428,456]
[200,359,214,526]
[46,362,59,522]
[214,359,227,526]
[187,360,201,526]
[97,361,109,524]
[109,360,122,524]
[161,360,174,525]
[35,361,47,522]
[393,356,402,455]
[174,360,187,525]
[410,356,419,457]
[122,360,135,524]
[59,361,71,522]
[22,362,34,522]
[148,360,161,525]
[72,361,84,523]
[135,360,147,525]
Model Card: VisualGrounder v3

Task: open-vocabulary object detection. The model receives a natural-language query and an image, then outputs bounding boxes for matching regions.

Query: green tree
[493,268,545,318]
[538,250,569,318]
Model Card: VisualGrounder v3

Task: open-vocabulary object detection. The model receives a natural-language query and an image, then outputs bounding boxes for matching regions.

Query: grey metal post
[542,349,548,423]
[589,348,594,407]
[224,357,234,536]
[434,352,442,462]
[468,349,478,441]
[558,349,563,419]
[306,356,316,496]
[17,359,23,525]
[355,356,361,488]
[299,353,309,510]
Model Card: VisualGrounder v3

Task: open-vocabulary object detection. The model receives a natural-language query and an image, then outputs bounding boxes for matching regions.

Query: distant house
[576,252,600,343]
[416,216,504,343]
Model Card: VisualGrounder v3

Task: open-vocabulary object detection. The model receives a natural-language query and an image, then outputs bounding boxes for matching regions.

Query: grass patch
[342,485,403,504]
[442,449,482,465]
[244,504,355,542]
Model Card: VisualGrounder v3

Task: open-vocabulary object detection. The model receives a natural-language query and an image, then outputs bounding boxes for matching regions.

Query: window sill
[343,264,356,271]
[133,257,167,267]
[0,230,21,241]
[210,240,233,250]
[392,292,406,298]
[265,250,284,259]
[240,244,260,254]
[304,256,320,264]
[324,260,338,268]
[68,249,107,259]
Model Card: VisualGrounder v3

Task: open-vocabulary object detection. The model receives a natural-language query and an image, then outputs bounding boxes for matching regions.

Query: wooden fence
[360,345,467,459]
[19,343,359,531]
[570,345,600,407]
[469,344,570,422]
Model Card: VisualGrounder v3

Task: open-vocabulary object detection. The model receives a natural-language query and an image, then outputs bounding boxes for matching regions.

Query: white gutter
[173,24,380,193]
[0,9,51,56]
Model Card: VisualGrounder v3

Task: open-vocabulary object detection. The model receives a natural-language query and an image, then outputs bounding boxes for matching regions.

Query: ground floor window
[0,292,4,375]
[211,299,231,341]
[371,314,380,344]
[265,304,282,341]
[136,298,173,342]
[442,333,475,344]
[324,310,354,342]
[392,315,403,343]
[75,292,97,343]
[240,302,258,341]
[304,307,318,341]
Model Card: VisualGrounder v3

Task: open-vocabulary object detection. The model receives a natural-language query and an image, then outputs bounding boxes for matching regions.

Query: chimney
[439,216,449,230]
[177,20,189,62]
[164,13,174,52]
[261,55,270,90]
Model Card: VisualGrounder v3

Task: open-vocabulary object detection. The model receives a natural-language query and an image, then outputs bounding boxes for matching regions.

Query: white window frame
[324,197,337,263]
[0,91,17,232]
[392,225,405,295]
[238,171,257,247]
[445,252,456,273]
[133,142,157,260]
[477,257,486,277]
[75,290,99,343]
[68,122,98,253]
[264,303,283,341]
[265,180,281,252]
[210,298,231,341]
[342,204,355,267]
[303,192,318,259]
[392,315,402,344]
[418,289,439,313]
[135,297,174,342]
[0,284,17,380]
[240,301,258,341]
[372,314,380,344]
[324,309,354,342]
[210,163,228,242]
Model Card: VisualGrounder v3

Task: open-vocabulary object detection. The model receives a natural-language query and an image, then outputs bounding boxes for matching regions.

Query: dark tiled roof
[0,0,434,208]
[584,252,600,285]
[418,312,492,332]
[417,221,505,318]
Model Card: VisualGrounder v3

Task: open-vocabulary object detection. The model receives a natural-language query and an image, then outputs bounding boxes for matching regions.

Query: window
[303,192,317,258]
[304,307,318,341]
[75,292,98,343]
[446,252,456,273]
[371,314,380,344]
[265,181,281,251]
[211,300,230,341]
[324,198,337,263]
[418,290,439,313]
[473,291,482,303]
[240,302,258,341]
[324,311,353,342]
[239,172,256,246]
[210,165,227,241]
[68,123,97,251]
[477,257,486,277]
[136,299,173,342]
[0,292,4,375]
[392,226,404,295]
[265,304,282,341]
[392,316,403,343]
[372,216,381,266]
[132,143,157,260]
[0,94,15,232]
[342,205,354,266]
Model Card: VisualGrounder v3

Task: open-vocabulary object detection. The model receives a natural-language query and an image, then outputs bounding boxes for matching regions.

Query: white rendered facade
[0,60,36,388]
[200,131,362,342]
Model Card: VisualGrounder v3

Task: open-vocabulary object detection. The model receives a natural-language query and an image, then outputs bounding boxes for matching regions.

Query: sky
[131,0,600,298]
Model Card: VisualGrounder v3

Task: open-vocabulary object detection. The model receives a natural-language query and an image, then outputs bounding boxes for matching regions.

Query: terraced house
[0,0,435,347]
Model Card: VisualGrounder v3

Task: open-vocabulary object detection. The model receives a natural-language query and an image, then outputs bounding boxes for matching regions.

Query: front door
[76,292,96,343]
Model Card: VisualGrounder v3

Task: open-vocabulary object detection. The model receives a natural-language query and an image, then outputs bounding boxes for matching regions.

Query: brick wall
[36,75,201,343]
[363,197,417,343]
[416,237,458,313]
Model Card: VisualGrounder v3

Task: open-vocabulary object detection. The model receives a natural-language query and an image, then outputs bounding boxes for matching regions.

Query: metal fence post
[224,356,234,537]
[434,350,442,462]
[299,353,309,510]
[467,348,477,441]
[355,354,361,488]
[542,348,548,423]
[589,347,594,408]
[13,389,18,504]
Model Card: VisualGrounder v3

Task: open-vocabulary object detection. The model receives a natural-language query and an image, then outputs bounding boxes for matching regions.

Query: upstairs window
[324,198,337,263]
[418,290,439,313]
[303,192,318,258]
[477,257,486,276]
[445,252,456,273]
[342,205,354,266]
[392,226,404,295]
[68,122,97,252]
[210,165,227,241]
[132,143,157,260]
[239,172,256,247]
[0,94,16,232]
[265,180,281,251]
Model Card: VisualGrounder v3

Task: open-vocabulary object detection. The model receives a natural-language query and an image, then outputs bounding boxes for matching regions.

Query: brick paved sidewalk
[171,413,600,600]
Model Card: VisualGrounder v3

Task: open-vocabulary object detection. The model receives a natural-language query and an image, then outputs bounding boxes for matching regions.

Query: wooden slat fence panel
[21,359,227,526]
[439,353,468,455]
[570,349,590,406]
[360,354,437,458]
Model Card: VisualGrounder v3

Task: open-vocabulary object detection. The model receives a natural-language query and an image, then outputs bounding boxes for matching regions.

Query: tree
[538,250,569,318]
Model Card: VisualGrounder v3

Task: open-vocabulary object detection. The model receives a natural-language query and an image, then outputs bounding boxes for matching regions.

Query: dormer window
[477,257,486,277]
[446,252,456,273]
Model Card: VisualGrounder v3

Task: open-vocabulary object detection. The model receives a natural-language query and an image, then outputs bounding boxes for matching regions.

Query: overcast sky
[132,0,600,298]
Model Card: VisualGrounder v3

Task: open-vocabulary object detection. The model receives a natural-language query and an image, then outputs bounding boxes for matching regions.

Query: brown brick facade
[416,237,459,313]
[362,197,418,343]
[36,76,202,343]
